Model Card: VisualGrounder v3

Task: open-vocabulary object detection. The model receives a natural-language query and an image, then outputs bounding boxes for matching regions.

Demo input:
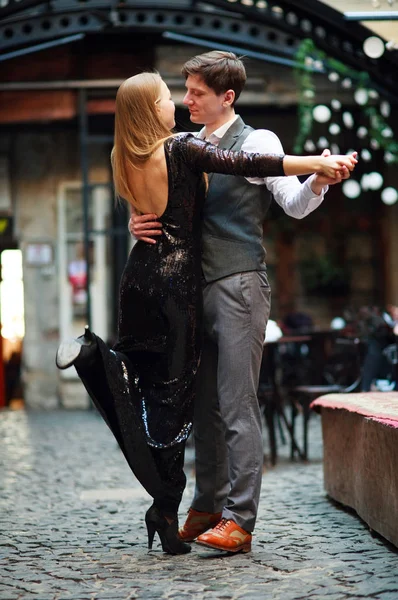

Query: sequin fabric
[74,134,284,511]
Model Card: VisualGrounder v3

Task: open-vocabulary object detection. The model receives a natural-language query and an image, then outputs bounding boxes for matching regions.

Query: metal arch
[0,0,397,99]
[201,0,398,99]
[0,2,302,59]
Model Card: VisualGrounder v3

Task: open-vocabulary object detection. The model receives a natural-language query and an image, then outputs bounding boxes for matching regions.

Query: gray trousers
[192,271,271,532]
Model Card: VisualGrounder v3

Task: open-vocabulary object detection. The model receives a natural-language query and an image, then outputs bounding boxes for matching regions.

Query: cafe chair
[258,345,306,465]
[289,337,363,461]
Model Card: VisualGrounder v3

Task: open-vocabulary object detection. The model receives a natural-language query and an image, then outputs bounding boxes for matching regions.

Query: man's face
[183,74,228,125]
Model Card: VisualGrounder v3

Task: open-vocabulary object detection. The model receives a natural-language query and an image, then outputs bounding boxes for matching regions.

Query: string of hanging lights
[294,38,398,205]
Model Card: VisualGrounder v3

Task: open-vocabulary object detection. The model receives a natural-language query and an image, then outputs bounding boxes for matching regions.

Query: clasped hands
[312,148,357,187]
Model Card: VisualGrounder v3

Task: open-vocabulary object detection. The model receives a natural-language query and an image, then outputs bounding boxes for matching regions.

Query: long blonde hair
[111,72,172,208]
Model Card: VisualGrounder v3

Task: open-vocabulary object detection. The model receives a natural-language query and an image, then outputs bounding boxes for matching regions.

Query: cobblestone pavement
[1,408,397,600]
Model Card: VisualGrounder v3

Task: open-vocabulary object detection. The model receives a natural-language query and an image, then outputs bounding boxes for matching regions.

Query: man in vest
[130,51,349,553]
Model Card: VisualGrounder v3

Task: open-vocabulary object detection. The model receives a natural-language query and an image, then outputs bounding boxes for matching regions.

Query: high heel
[55,326,97,370]
[145,505,191,555]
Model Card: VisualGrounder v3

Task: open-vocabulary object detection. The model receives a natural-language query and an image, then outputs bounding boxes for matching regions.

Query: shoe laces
[213,518,229,532]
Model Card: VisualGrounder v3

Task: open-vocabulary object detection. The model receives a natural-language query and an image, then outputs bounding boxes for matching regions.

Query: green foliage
[294,38,398,163]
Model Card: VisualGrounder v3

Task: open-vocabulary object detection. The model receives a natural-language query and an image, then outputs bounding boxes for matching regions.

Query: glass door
[57,182,112,379]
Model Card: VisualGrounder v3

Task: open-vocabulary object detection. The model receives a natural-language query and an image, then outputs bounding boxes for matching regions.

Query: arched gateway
[1,0,397,98]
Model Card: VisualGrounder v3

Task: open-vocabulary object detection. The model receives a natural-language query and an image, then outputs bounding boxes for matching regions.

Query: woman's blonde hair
[111,72,172,208]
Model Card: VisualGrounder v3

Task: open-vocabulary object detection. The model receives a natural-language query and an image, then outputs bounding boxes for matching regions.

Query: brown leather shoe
[196,518,252,553]
[178,508,222,542]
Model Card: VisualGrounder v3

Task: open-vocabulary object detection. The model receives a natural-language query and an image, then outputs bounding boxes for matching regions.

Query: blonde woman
[56,72,357,555]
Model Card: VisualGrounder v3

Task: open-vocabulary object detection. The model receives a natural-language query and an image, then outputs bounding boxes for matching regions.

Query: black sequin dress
[75,133,285,513]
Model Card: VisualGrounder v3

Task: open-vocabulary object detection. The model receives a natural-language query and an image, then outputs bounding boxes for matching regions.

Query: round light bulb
[380,101,391,118]
[342,180,361,199]
[382,128,393,138]
[361,149,372,162]
[317,137,329,149]
[304,140,316,152]
[354,89,368,106]
[381,187,398,205]
[357,126,368,139]
[368,172,384,190]
[363,36,385,59]
[384,151,395,163]
[342,78,352,89]
[368,90,379,99]
[342,112,354,128]
[361,174,371,191]
[329,123,341,135]
[313,105,332,123]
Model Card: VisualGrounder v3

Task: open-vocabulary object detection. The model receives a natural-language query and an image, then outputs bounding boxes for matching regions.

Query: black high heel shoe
[55,326,97,370]
[145,505,191,555]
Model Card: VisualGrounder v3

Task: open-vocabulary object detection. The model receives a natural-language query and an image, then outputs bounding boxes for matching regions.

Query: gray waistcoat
[201,116,271,283]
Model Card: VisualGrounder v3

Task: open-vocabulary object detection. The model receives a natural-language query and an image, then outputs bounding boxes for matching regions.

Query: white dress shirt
[197,115,328,219]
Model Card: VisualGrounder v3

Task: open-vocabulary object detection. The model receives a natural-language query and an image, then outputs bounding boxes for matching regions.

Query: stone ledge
[312,392,398,549]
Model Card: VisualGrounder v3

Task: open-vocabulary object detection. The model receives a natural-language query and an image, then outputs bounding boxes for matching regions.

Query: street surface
[1,409,397,600]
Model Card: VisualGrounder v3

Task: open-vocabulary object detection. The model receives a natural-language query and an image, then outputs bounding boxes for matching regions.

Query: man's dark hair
[181,51,247,105]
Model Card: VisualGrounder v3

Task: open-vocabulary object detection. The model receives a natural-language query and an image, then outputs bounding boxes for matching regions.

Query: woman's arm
[283,153,357,178]
[183,135,357,179]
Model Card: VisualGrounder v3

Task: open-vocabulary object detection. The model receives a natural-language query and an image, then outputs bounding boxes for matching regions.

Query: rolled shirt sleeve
[241,129,328,219]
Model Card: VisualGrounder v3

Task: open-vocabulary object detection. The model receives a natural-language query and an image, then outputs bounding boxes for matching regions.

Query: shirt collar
[197,114,239,144]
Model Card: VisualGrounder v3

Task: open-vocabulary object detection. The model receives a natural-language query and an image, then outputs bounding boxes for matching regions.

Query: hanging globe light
[304,139,316,152]
[367,172,384,190]
[304,89,315,99]
[342,112,354,128]
[361,174,371,191]
[361,149,372,162]
[368,90,379,99]
[384,151,395,163]
[329,123,341,135]
[331,143,340,154]
[381,187,398,205]
[317,136,329,149]
[313,105,332,123]
[363,36,385,59]
[341,78,352,89]
[331,99,341,110]
[370,139,380,150]
[357,126,368,139]
[328,72,340,82]
[370,114,381,129]
[354,89,368,106]
[342,180,361,199]
[380,101,391,118]
[382,127,394,138]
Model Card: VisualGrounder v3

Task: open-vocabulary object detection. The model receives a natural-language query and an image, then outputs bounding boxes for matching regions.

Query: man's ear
[223,89,235,107]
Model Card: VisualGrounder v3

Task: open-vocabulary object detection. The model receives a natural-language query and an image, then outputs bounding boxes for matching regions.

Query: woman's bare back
[127,145,169,217]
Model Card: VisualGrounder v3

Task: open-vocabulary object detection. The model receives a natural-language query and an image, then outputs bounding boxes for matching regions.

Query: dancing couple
[56,51,357,555]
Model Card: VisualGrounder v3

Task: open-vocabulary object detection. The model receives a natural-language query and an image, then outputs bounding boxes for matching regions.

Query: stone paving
[1,408,397,600]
